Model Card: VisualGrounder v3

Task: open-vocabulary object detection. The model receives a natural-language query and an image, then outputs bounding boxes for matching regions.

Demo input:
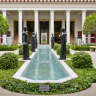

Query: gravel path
[0,49,19,57]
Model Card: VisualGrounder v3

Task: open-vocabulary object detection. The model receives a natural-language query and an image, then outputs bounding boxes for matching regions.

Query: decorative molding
[1,7,96,11]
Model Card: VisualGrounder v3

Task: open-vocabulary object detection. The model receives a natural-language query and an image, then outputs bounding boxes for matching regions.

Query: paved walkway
[0,48,96,96]
[0,49,19,57]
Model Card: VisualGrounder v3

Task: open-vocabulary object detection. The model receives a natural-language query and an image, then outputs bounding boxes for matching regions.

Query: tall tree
[83,13,96,43]
[0,14,9,34]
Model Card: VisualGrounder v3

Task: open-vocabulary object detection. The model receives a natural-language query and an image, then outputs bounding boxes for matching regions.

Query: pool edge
[13,46,78,83]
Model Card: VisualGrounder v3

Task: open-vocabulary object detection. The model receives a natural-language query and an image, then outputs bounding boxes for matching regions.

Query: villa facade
[0,0,96,45]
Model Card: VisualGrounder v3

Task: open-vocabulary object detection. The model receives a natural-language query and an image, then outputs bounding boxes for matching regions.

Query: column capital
[66,10,71,13]
[2,10,6,13]
[34,10,38,13]
[18,10,22,13]
[50,10,55,13]
[82,10,87,13]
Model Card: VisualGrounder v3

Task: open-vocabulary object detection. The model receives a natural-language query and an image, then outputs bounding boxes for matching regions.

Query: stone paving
[0,49,19,57]
[0,48,96,96]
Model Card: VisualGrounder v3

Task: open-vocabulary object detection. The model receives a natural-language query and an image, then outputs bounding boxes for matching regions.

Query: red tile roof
[0,0,96,2]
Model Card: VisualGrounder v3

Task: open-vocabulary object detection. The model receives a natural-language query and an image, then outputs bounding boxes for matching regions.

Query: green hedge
[19,47,23,55]
[19,45,31,55]
[56,46,70,55]
[54,43,70,55]
[0,52,18,69]
[0,45,17,51]
[72,52,93,68]
[54,43,60,50]
[0,61,96,95]
[71,45,90,51]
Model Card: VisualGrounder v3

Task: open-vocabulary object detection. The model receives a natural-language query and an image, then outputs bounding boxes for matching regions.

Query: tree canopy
[83,13,96,35]
[0,15,9,35]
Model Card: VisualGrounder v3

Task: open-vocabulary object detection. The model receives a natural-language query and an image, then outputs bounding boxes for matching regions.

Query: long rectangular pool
[21,46,69,80]
[13,46,78,83]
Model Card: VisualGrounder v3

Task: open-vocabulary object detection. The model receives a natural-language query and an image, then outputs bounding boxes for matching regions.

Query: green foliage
[54,43,60,50]
[29,44,31,50]
[0,15,9,34]
[19,45,31,55]
[19,47,23,55]
[82,44,96,46]
[71,45,90,51]
[0,60,96,95]
[72,52,93,68]
[83,13,96,35]
[56,45,70,55]
[0,45,17,51]
[0,52,18,69]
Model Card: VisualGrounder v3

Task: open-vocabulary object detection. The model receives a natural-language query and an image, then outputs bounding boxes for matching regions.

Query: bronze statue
[31,32,35,52]
[59,28,66,60]
[22,27,29,60]
[35,32,37,49]
[51,33,54,49]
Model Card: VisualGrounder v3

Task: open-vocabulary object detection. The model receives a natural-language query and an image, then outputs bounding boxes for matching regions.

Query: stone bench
[90,46,96,52]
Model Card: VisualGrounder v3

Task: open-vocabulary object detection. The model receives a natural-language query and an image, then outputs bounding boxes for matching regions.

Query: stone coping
[13,46,78,83]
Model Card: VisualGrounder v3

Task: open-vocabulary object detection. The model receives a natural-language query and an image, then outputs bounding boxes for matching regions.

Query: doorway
[40,21,49,44]
[14,21,18,44]
[54,21,62,43]
[27,21,34,43]
[70,21,75,44]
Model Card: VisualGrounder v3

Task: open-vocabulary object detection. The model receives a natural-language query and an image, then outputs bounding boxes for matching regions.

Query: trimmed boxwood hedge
[0,52,18,69]
[71,45,90,51]
[19,45,31,55]
[0,45,17,51]
[19,47,23,55]
[72,52,93,68]
[56,45,70,55]
[54,43,70,55]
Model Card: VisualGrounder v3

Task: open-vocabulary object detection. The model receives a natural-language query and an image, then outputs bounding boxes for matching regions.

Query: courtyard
[0,1,96,96]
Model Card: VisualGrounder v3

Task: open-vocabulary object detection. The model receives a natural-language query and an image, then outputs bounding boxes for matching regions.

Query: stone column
[34,10,39,45]
[18,10,22,44]
[2,10,7,45]
[66,10,70,44]
[50,10,54,45]
[82,10,86,44]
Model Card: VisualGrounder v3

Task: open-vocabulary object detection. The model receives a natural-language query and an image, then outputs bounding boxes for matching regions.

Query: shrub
[71,45,90,51]
[29,44,31,50]
[0,45,17,51]
[0,52,18,69]
[18,45,23,48]
[56,45,70,55]
[54,43,60,50]
[72,52,93,68]
[19,47,23,55]
[0,60,96,95]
